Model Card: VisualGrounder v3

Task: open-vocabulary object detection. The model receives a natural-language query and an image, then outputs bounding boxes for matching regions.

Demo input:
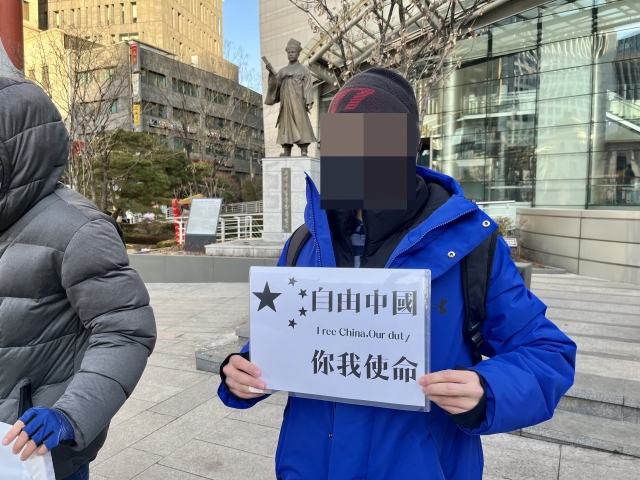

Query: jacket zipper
[385,207,477,269]
[330,401,336,439]
[307,183,323,267]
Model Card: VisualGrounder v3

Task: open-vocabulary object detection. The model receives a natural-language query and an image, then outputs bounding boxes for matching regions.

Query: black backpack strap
[461,230,499,365]
[286,224,311,267]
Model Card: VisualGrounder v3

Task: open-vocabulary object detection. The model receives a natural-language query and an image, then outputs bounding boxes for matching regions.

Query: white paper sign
[250,267,431,410]
[185,198,222,235]
[0,422,56,480]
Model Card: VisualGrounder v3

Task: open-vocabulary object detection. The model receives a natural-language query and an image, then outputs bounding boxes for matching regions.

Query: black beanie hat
[328,67,420,151]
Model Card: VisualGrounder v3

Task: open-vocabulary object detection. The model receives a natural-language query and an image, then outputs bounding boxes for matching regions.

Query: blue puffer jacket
[218,166,577,480]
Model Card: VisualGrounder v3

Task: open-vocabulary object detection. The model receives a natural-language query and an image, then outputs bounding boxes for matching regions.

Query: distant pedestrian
[0,77,157,480]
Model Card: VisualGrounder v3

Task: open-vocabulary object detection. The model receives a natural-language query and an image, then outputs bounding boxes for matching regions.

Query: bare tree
[25,24,131,210]
[289,0,491,124]
[225,41,263,93]
[147,44,264,200]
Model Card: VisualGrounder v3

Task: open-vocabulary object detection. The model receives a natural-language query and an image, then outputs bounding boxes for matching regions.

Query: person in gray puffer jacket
[0,78,156,478]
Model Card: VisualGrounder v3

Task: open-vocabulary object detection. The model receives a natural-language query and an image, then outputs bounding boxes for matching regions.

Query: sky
[223,0,262,91]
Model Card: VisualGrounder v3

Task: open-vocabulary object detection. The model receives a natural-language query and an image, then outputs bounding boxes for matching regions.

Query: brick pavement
[87,277,640,480]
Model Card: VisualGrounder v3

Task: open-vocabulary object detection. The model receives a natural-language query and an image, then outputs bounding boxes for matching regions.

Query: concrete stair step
[195,342,239,374]
[236,322,249,346]
[515,409,640,457]
[558,372,640,423]
[229,331,640,424]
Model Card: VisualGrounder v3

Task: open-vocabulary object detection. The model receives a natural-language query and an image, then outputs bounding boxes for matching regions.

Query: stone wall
[517,208,640,285]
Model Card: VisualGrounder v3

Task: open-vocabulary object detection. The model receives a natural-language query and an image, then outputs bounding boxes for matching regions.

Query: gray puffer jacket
[0,78,157,478]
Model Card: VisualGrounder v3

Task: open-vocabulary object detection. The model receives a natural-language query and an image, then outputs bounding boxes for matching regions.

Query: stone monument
[261,39,320,242]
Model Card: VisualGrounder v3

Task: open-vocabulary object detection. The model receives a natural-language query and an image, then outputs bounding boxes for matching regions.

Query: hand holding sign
[222,355,266,400]
[420,370,484,414]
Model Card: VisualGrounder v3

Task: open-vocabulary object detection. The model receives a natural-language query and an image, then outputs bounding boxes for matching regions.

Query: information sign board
[184,198,222,252]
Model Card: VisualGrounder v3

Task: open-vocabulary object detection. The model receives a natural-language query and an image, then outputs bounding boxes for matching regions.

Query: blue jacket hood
[303,166,497,279]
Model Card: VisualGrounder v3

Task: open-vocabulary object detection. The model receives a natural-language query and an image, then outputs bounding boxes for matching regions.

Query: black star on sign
[299,307,307,316]
[252,282,282,312]
[299,289,307,299]
[288,319,297,328]
[288,277,297,286]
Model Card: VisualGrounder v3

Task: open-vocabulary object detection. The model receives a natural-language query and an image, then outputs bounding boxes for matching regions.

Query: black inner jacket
[325,174,488,428]
[326,175,452,268]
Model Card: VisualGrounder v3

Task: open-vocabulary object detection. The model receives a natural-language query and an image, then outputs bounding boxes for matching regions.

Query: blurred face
[286,48,299,62]
[320,112,418,211]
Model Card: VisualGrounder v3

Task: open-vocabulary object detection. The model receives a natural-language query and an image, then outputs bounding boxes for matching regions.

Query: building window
[174,138,186,150]
[204,89,229,105]
[97,6,101,25]
[111,34,116,44]
[54,11,60,28]
[70,9,75,25]
[235,148,247,160]
[78,71,95,85]
[110,101,118,113]
[217,17,221,35]
[119,33,139,41]
[106,5,111,25]
[172,78,198,97]
[131,2,137,23]
[22,1,30,22]
[78,9,81,27]
[178,13,182,33]
[174,108,200,126]
[206,116,225,130]
[140,70,166,88]
[142,101,167,118]
[121,4,125,23]
[174,138,198,153]
[215,144,230,158]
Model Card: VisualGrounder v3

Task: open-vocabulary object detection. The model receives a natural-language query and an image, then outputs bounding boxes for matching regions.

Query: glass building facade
[418,0,640,209]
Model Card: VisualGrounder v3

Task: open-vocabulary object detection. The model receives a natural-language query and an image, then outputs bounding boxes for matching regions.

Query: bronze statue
[263,39,317,157]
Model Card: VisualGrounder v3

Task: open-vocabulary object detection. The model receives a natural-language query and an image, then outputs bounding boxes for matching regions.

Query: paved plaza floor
[88,274,640,480]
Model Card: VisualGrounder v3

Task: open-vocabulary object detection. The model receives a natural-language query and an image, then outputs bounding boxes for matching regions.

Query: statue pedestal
[262,156,320,243]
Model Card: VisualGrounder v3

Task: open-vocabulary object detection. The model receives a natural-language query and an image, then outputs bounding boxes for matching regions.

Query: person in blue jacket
[218,68,576,480]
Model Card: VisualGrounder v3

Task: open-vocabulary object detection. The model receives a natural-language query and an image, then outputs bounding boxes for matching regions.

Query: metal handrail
[222,201,264,214]
[219,214,263,243]
[474,200,516,205]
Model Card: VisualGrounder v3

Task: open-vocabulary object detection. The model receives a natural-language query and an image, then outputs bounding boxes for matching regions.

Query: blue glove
[19,407,75,451]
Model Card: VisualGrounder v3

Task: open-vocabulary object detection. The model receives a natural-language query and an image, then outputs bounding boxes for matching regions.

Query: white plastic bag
[0,422,56,480]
